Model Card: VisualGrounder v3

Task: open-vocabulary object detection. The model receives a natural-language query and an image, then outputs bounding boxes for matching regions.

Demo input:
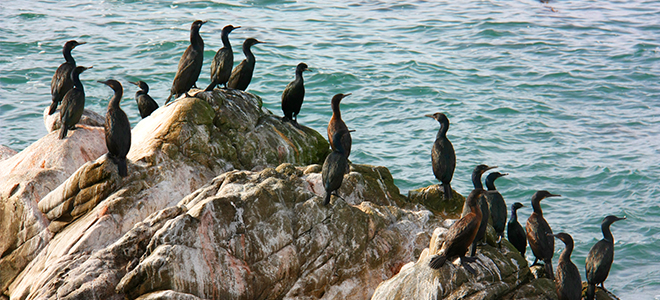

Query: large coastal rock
[43,107,105,133]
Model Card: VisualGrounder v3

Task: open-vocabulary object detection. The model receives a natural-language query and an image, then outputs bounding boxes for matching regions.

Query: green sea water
[1,0,659,298]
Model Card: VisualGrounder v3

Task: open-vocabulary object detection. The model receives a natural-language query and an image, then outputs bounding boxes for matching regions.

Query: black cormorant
[49,40,85,115]
[327,93,352,159]
[507,202,527,256]
[99,79,131,177]
[281,62,310,125]
[166,20,207,103]
[552,232,582,300]
[322,130,349,206]
[526,190,561,280]
[485,171,508,244]
[227,38,265,91]
[129,81,158,118]
[425,112,455,201]
[429,188,487,275]
[585,215,626,300]
[58,66,91,139]
[205,25,240,91]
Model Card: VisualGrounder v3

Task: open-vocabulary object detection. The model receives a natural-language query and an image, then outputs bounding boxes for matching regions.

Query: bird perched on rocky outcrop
[50,40,85,115]
[167,20,207,103]
[585,215,626,300]
[426,112,455,201]
[429,188,487,274]
[507,202,527,256]
[526,190,561,280]
[59,66,92,139]
[205,25,240,91]
[99,79,131,177]
[281,62,310,126]
[552,232,582,300]
[227,38,265,91]
[466,164,497,257]
[485,171,508,245]
[327,93,352,159]
[322,130,349,206]
[130,81,158,118]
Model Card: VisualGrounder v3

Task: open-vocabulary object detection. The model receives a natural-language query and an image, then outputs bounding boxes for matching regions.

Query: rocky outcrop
[43,107,105,133]
[0,146,17,161]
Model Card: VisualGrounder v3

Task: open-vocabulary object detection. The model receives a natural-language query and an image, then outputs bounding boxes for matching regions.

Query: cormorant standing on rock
[130,81,158,118]
[462,164,497,216]
[166,20,207,103]
[466,165,497,257]
[585,215,626,300]
[281,63,310,125]
[552,232,582,300]
[59,66,92,139]
[322,130,349,206]
[205,25,240,91]
[50,40,85,115]
[99,79,131,177]
[429,188,487,275]
[485,171,508,244]
[526,190,561,280]
[327,93,352,159]
[227,38,265,91]
[425,112,455,201]
[507,202,527,256]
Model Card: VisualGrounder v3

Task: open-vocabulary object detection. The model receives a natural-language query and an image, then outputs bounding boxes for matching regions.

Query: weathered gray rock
[0,126,107,291]
[43,107,105,133]
[0,145,17,161]
[3,89,330,299]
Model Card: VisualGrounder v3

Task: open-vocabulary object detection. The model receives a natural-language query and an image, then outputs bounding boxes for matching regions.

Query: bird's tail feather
[205,81,216,92]
[443,183,452,201]
[429,255,447,269]
[323,192,331,206]
[59,126,68,139]
[586,283,595,300]
[117,157,127,177]
[544,259,554,280]
[48,101,58,115]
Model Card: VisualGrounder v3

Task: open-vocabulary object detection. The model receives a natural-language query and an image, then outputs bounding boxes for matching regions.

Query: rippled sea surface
[1,0,659,298]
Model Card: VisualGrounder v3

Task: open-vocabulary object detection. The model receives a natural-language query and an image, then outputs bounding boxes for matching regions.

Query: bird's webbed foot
[460,257,478,275]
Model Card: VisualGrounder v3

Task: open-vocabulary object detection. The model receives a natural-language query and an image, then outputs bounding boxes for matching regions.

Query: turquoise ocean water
[1,0,659,298]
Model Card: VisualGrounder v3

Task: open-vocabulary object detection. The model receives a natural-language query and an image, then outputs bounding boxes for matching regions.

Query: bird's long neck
[191,27,204,50]
[295,68,305,82]
[436,120,448,140]
[221,31,231,50]
[601,222,614,242]
[485,177,496,191]
[560,240,574,262]
[531,199,543,216]
[109,88,124,109]
[472,172,484,189]
[72,71,84,91]
[243,43,255,63]
[63,46,75,64]
[331,99,342,120]
[510,207,518,222]
[471,200,482,220]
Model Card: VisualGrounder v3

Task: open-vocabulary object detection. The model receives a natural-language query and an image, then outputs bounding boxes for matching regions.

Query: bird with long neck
[227,38,265,91]
[99,79,131,177]
[429,188,487,275]
[425,112,455,201]
[50,40,85,115]
[322,130,349,206]
[585,215,626,300]
[526,190,561,280]
[485,171,508,245]
[59,65,92,139]
[130,81,158,118]
[281,62,310,126]
[552,232,582,300]
[167,20,207,103]
[507,202,527,256]
[327,93,352,159]
[466,165,497,257]
[206,25,240,91]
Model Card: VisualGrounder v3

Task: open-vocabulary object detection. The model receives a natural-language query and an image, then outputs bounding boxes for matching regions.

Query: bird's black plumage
[50,40,85,115]
[553,232,582,300]
[507,202,527,256]
[130,81,158,118]
[327,93,352,159]
[467,165,497,257]
[59,66,91,139]
[167,20,206,103]
[486,172,508,244]
[429,188,487,274]
[227,38,264,91]
[281,63,310,125]
[585,215,626,300]
[322,130,349,206]
[526,190,561,280]
[426,112,455,201]
[99,79,131,177]
[205,25,239,91]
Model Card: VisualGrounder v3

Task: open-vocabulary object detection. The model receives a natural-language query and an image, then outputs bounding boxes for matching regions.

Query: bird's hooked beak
[424,114,434,119]
[486,165,498,171]
[97,80,108,85]
[616,216,627,221]
[547,193,561,198]
[342,93,352,98]
[129,81,138,86]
